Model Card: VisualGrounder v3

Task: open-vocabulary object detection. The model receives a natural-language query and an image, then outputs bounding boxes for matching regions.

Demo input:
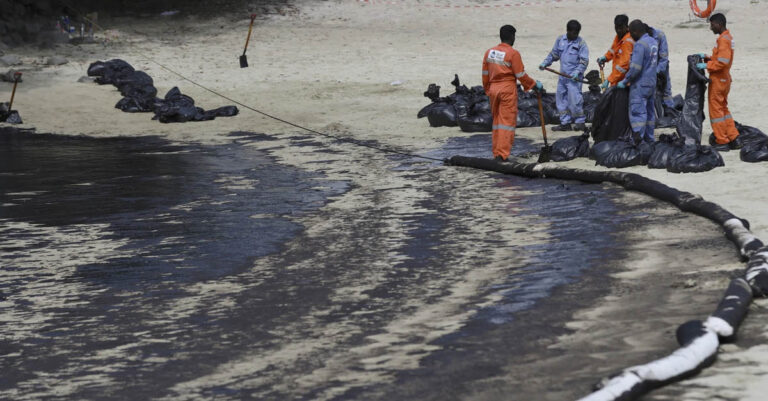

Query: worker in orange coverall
[597,14,634,89]
[482,24,544,161]
[697,13,742,150]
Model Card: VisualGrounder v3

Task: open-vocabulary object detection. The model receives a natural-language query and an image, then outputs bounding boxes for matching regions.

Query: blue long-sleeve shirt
[622,33,658,86]
[541,34,589,76]
[648,26,669,74]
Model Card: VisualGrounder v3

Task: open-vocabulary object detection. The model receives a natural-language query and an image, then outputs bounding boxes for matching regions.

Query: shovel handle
[536,91,549,147]
[8,72,22,110]
[599,65,606,93]
[543,67,590,84]
[243,15,256,56]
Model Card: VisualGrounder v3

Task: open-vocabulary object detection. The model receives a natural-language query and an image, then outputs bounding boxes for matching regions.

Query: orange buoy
[690,0,716,18]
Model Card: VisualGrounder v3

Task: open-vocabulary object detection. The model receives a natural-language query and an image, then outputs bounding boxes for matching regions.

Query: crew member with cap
[647,24,674,108]
[697,13,742,150]
[483,24,544,161]
[597,14,634,89]
[539,19,589,132]
[618,19,658,143]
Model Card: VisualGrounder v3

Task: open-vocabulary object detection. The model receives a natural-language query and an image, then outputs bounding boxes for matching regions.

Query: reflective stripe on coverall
[482,43,537,159]
[623,33,658,142]
[603,32,635,85]
[542,34,590,124]
[649,26,674,108]
[707,29,739,144]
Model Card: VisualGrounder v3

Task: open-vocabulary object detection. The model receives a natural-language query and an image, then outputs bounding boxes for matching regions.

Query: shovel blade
[537,146,552,163]
[239,54,248,68]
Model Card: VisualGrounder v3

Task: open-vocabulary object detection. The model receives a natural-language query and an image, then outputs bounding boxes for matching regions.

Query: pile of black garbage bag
[550,132,591,162]
[418,74,606,132]
[707,123,768,163]
[589,133,724,173]
[0,102,22,124]
[87,59,239,123]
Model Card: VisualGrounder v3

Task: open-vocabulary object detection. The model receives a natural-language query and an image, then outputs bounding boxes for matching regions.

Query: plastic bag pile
[417,74,603,132]
[87,59,239,123]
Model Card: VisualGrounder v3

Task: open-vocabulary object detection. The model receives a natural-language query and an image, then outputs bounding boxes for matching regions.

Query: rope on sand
[446,155,768,401]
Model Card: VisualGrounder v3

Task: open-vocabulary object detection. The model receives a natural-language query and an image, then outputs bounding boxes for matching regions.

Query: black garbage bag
[515,110,538,128]
[88,59,135,85]
[457,104,492,133]
[153,87,239,123]
[426,102,458,127]
[203,106,240,119]
[666,144,724,173]
[648,133,686,169]
[114,71,155,96]
[582,89,602,122]
[740,139,768,163]
[154,87,205,123]
[590,138,652,168]
[656,106,681,128]
[676,55,709,145]
[551,132,590,162]
[115,96,160,113]
[0,102,22,124]
[735,123,768,163]
[591,86,631,143]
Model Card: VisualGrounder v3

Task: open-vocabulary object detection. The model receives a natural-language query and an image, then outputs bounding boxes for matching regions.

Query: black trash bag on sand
[551,132,590,162]
[417,76,559,130]
[735,123,768,163]
[418,76,489,130]
[456,104,491,133]
[87,59,238,123]
[589,138,652,168]
[590,86,631,144]
[666,144,724,173]
[153,87,239,123]
[0,102,22,124]
[676,54,709,145]
[648,133,686,169]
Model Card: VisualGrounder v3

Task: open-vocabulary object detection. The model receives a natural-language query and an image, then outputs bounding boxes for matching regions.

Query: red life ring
[690,0,716,18]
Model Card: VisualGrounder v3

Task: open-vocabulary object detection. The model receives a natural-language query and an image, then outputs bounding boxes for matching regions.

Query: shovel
[542,67,602,86]
[240,14,257,68]
[536,91,551,163]
[8,71,22,110]
[599,64,606,93]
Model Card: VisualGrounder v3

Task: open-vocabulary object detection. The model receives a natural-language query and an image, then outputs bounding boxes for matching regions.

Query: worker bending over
[697,13,742,150]
[598,14,634,89]
[647,24,674,108]
[482,24,544,161]
[539,19,589,132]
[618,19,658,144]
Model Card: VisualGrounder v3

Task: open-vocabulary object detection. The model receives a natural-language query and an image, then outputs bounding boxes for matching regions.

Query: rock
[46,56,68,66]
[0,55,22,66]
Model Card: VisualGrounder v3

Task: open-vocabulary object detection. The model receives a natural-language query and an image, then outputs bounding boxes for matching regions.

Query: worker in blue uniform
[618,19,658,143]
[539,19,589,131]
[647,24,674,108]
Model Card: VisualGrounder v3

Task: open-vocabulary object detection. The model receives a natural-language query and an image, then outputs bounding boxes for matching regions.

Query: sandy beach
[3,0,768,399]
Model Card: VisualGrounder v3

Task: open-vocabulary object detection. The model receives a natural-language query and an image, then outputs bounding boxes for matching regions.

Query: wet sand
[3,0,768,399]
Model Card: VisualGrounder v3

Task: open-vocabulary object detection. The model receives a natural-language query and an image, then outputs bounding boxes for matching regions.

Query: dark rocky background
[0,0,290,48]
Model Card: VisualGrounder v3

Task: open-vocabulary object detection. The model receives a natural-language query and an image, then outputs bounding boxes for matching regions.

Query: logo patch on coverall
[488,50,506,63]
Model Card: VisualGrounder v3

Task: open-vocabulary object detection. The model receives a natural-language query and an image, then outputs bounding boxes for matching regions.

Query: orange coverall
[603,32,635,85]
[706,29,739,144]
[482,43,536,160]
